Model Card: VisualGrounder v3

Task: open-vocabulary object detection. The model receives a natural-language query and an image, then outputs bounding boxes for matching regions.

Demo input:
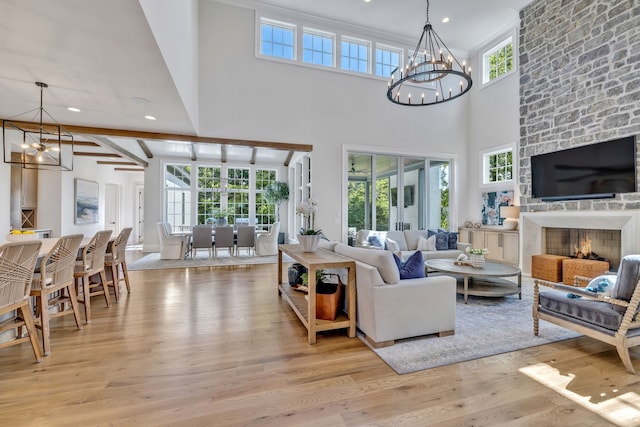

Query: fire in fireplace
[573,235,606,261]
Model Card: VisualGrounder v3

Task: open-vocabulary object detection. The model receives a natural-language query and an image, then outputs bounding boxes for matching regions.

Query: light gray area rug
[128,252,283,270]
[363,278,581,374]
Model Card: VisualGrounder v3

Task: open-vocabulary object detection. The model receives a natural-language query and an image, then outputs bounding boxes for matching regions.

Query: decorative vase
[298,234,321,252]
[470,254,485,268]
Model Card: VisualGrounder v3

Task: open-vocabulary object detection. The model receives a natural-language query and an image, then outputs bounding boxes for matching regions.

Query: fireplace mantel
[520,211,640,275]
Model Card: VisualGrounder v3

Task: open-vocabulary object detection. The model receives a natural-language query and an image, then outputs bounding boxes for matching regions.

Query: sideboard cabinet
[458,227,519,266]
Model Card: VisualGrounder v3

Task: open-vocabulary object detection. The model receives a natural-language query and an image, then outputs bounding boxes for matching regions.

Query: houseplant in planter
[264,181,289,243]
[212,207,231,226]
[296,198,322,252]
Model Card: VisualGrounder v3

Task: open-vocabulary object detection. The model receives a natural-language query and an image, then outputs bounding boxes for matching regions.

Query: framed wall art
[75,178,99,224]
[481,190,514,225]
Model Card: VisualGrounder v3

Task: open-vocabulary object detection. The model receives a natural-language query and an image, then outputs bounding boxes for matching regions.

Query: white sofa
[327,242,456,347]
[356,229,470,261]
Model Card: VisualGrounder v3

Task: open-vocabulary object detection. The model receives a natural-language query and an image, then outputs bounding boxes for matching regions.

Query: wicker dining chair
[104,227,132,302]
[74,230,112,323]
[0,240,43,362]
[30,234,84,355]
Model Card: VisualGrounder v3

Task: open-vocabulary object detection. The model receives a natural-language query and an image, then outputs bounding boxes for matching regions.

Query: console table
[278,244,356,344]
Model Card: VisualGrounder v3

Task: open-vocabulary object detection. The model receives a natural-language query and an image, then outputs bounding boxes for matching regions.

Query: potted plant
[264,181,289,222]
[212,207,231,226]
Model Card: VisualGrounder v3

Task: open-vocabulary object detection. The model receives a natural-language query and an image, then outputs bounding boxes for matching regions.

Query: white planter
[298,234,321,252]
[470,254,485,268]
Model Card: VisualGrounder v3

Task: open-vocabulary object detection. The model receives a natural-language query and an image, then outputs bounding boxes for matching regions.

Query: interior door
[104,183,119,234]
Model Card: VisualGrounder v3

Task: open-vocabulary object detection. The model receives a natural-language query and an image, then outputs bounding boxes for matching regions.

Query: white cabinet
[459,228,519,266]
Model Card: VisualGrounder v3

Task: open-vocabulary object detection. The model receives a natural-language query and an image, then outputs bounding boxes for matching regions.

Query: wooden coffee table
[425,259,521,303]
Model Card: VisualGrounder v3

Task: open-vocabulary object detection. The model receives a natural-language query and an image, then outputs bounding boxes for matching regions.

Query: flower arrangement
[296,198,321,235]
[466,247,489,255]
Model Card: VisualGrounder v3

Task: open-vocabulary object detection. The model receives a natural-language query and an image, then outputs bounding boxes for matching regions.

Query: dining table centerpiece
[296,198,321,252]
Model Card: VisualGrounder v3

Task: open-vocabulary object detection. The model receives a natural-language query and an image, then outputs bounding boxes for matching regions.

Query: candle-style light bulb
[421,93,425,104]
[408,93,411,104]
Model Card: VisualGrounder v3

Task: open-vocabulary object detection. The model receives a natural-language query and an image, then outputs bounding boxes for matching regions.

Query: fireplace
[543,227,621,269]
[521,211,640,275]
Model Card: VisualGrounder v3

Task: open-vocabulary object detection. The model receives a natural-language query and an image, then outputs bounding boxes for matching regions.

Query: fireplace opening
[543,227,621,270]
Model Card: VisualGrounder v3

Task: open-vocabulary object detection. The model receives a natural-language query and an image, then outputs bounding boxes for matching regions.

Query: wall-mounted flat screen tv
[390,185,415,207]
[531,135,637,201]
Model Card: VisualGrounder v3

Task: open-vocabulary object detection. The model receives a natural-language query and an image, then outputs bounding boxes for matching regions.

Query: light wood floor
[1,254,637,426]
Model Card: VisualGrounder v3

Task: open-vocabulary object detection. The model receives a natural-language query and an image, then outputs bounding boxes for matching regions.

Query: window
[341,38,369,73]
[303,29,334,67]
[255,169,277,225]
[484,149,513,184]
[196,166,221,225]
[226,167,250,225]
[165,164,192,232]
[260,19,295,60]
[483,37,514,84]
[375,46,401,77]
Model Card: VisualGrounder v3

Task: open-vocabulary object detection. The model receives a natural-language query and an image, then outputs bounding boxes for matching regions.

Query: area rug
[363,278,581,374]
[128,252,282,270]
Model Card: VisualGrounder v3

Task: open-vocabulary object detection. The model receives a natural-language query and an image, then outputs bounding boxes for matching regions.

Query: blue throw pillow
[392,251,425,279]
[368,235,384,248]
[447,232,459,249]
[435,231,449,250]
[427,229,437,238]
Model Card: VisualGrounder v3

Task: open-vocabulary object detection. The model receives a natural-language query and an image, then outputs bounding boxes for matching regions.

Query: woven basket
[5,233,40,242]
[531,254,569,282]
[562,259,610,285]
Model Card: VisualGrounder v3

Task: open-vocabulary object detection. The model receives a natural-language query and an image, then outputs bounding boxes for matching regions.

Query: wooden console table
[278,244,356,344]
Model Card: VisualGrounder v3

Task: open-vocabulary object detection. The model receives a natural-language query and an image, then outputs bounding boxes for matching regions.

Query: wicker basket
[562,259,610,285]
[5,233,40,242]
[531,254,569,282]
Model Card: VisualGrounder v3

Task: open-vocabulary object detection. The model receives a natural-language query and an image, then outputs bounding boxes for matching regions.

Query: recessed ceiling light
[67,107,81,112]
[145,115,157,120]
[364,0,371,3]
[442,17,450,23]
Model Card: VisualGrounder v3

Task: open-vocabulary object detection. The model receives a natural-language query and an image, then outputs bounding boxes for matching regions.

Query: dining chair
[255,222,280,256]
[213,226,234,258]
[0,240,43,362]
[157,222,188,260]
[236,226,255,256]
[74,230,112,323]
[191,224,214,259]
[30,234,84,356]
[104,227,132,302]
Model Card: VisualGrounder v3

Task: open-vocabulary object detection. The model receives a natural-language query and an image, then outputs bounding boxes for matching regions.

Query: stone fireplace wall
[518,0,640,213]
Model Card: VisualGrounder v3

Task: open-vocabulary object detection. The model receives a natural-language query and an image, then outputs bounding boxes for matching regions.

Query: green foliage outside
[488,42,513,81]
[488,151,513,183]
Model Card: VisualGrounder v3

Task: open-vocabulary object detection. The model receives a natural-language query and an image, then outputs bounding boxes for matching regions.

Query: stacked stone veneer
[519,0,640,213]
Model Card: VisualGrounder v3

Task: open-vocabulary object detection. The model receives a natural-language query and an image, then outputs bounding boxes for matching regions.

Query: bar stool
[74,230,112,323]
[104,227,132,302]
[0,240,43,362]
[30,234,84,355]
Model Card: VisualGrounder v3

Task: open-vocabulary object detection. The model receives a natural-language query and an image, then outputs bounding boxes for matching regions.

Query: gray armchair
[533,254,640,374]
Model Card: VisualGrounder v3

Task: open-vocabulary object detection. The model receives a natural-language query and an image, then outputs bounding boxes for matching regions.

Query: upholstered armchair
[255,222,280,256]
[157,222,188,260]
[533,254,640,374]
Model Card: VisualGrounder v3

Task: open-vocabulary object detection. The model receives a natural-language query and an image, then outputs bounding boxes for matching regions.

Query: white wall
[198,2,471,241]
[466,30,521,225]
[0,162,10,235]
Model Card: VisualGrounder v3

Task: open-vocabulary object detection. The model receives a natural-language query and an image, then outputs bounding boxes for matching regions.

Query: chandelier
[2,82,74,170]
[386,0,472,106]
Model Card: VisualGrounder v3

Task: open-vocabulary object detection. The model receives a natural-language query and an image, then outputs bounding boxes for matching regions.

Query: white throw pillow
[385,238,400,253]
[417,235,436,251]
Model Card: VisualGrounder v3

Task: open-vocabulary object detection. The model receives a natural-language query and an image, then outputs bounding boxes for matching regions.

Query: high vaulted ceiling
[0,0,533,170]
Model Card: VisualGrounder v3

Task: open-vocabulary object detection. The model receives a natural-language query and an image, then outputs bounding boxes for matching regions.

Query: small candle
[408,93,411,104]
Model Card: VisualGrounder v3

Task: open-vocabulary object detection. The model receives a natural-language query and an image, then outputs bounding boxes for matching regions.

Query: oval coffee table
[425,259,521,304]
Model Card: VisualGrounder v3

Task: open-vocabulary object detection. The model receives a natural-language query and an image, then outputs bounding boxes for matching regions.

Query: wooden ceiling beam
[250,147,257,165]
[114,168,145,172]
[97,161,137,166]
[74,151,122,157]
[137,139,154,159]
[48,139,99,147]
[221,145,227,163]
[2,120,313,153]
[88,135,148,167]
[190,144,197,161]
[284,150,295,167]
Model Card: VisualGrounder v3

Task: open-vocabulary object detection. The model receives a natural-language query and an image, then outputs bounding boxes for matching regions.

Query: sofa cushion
[417,235,436,251]
[612,255,640,313]
[435,231,449,250]
[335,244,400,284]
[447,232,459,249]
[422,249,464,260]
[368,234,384,248]
[385,231,408,251]
[403,230,428,251]
[318,240,338,252]
[539,289,623,331]
[385,238,400,253]
[393,251,425,280]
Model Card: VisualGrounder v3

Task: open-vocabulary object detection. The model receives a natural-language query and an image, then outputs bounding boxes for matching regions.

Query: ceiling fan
[349,161,369,175]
